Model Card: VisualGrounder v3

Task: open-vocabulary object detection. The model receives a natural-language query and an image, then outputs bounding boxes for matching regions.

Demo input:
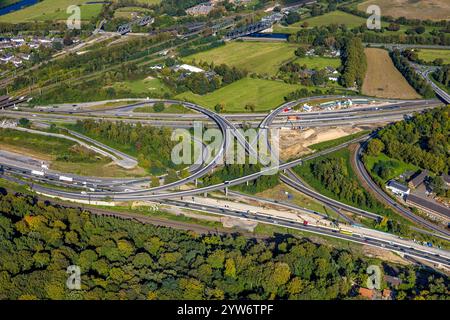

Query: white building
[175,64,204,73]
[386,180,410,197]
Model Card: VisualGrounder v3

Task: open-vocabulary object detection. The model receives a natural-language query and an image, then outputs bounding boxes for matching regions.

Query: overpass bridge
[117,15,154,35]
[411,63,450,105]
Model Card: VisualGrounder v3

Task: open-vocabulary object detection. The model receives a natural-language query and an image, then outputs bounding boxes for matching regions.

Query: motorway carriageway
[156,199,450,267]
[4,171,449,267]
[7,101,441,125]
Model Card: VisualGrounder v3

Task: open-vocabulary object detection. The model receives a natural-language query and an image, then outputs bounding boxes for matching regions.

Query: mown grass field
[113,6,152,19]
[184,41,297,76]
[294,56,341,70]
[176,77,300,112]
[364,153,419,185]
[0,0,102,22]
[357,0,450,21]
[133,103,193,114]
[417,49,450,64]
[112,77,170,95]
[302,10,368,28]
[362,48,421,99]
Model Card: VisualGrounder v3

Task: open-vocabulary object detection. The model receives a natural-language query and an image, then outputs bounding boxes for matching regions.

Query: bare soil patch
[279,127,362,160]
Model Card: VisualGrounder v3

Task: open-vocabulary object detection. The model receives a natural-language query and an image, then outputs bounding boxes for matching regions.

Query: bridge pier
[225,187,228,196]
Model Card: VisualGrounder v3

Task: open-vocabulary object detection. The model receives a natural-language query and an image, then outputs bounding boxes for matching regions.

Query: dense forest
[340,37,367,89]
[389,50,435,98]
[292,23,450,47]
[433,65,450,90]
[72,120,179,174]
[0,191,448,300]
[366,106,449,175]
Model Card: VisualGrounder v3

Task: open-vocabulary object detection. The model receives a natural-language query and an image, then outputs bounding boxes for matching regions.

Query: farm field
[294,56,341,70]
[416,49,450,64]
[0,0,103,22]
[184,41,297,76]
[362,48,421,99]
[357,0,450,21]
[176,77,300,112]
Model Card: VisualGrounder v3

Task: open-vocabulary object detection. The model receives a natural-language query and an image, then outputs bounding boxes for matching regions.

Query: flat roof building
[386,180,410,197]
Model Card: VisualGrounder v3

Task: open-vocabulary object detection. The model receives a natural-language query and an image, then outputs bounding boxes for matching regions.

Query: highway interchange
[1,94,450,269]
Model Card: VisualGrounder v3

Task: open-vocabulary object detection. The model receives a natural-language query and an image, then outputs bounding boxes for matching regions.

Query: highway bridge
[225,20,273,40]
[117,15,154,35]
[410,63,450,105]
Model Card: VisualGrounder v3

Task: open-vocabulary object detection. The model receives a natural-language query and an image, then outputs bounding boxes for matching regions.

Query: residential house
[408,170,429,189]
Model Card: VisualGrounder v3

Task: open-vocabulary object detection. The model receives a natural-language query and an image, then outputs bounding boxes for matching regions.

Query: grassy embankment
[0,128,145,177]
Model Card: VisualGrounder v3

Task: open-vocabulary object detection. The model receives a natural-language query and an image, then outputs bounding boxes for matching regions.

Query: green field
[134,0,160,4]
[184,41,297,76]
[112,77,170,95]
[114,6,152,19]
[0,128,145,177]
[133,103,193,114]
[302,10,368,28]
[0,0,103,22]
[176,77,300,112]
[0,128,77,157]
[417,49,450,64]
[364,153,419,185]
[294,56,341,70]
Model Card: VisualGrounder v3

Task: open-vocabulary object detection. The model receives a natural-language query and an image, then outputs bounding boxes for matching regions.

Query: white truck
[31,170,45,176]
[59,175,73,182]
